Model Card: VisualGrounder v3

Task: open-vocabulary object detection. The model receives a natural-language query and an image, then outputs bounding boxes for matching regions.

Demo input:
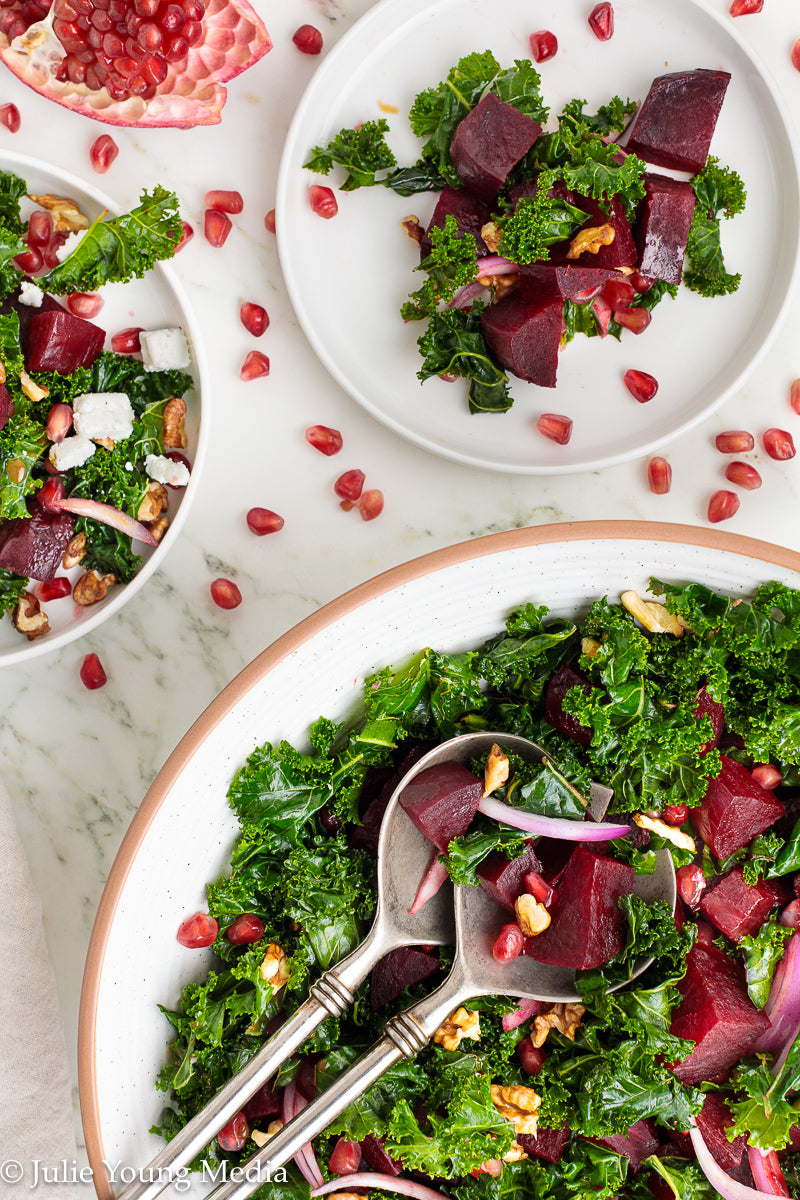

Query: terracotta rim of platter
[78,519,800,1195]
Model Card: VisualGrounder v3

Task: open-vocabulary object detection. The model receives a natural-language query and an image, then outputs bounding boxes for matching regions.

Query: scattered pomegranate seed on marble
[715,430,754,453]
[218,1112,249,1152]
[27,211,52,246]
[334,469,365,502]
[226,914,265,944]
[537,413,572,444]
[204,209,232,247]
[309,185,338,219]
[0,102,20,132]
[306,425,343,455]
[210,578,242,609]
[67,292,103,319]
[614,307,651,334]
[588,2,614,40]
[246,507,284,535]
[111,327,143,354]
[46,403,73,443]
[793,40,800,72]
[90,134,118,173]
[240,301,269,337]
[707,489,740,523]
[80,652,108,690]
[763,427,796,460]
[176,220,193,251]
[603,278,635,310]
[359,488,384,520]
[752,764,782,789]
[729,0,762,12]
[790,379,800,414]
[647,457,671,494]
[177,912,218,948]
[725,461,762,490]
[623,368,658,403]
[293,23,323,54]
[329,1138,362,1177]
[205,189,243,214]
[264,209,276,234]
[34,577,72,603]
[529,30,557,62]
[240,350,270,381]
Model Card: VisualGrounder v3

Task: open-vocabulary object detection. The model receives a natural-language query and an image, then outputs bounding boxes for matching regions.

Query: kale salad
[154,581,800,1200]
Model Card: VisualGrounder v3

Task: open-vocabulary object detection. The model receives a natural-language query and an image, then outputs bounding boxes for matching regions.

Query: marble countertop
[1,0,799,1184]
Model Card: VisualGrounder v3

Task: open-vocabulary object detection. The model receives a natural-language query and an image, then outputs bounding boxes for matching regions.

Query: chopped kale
[684,156,746,297]
[416,306,512,413]
[304,119,398,190]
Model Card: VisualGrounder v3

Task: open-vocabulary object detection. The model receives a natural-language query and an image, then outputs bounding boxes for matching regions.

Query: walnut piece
[12,593,50,640]
[0,360,6,384]
[433,1006,481,1051]
[19,370,49,402]
[62,532,87,569]
[566,223,615,260]
[515,894,551,937]
[480,220,502,254]
[73,569,115,606]
[137,481,169,522]
[162,397,187,448]
[581,636,601,658]
[531,1002,585,1048]
[620,590,684,636]
[483,743,510,797]
[251,1119,283,1147]
[400,215,424,245]
[28,193,90,233]
[503,1141,529,1163]
[634,812,696,852]
[148,515,170,543]
[259,943,290,988]
[490,1084,541,1135]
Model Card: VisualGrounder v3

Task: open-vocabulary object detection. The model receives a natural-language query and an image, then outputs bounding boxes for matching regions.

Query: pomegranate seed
[46,402,73,443]
[34,577,72,603]
[715,429,754,453]
[176,220,193,251]
[662,804,688,826]
[305,425,343,455]
[308,185,338,219]
[790,379,800,414]
[602,278,635,309]
[240,350,270,381]
[177,911,218,948]
[492,923,525,962]
[37,477,66,511]
[205,189,243,214]
[14,246,43,274]
[246,507,284,535]
[529,29,557,62]
[164,450,191,488]
[752,764,782,789]
[781,899,800,929]
[793,40,800,72]
[725,461,762,490]
[730,0,762,12]
[647,456,672,495]
[90,133,119,173]
[67,291,103,318]
[240,301,269,337]
[707,489,740,523]
[264,209,276,234]
[80,652,108,690]
[537,412,572,444]
[329,1138,361,1176]
[217,1112,248,1153]
[591,296,611,337]
[676,864,706,909]
[204,209,232,247]
[358,488,384,520]
[614,307,651,334]
[27,210,53,246]
[763,427,796,460]
[334,469,365,502]
[292,23,322,54]
[588,2,614,40]
[516,1038,546,1076]
[210,578,242,609]
[630,272,653,293]
[226,913,265,944]
[339,500,355,512]
[43,234,67,268]
[111,326,143,354]
[525,871,554,906]
[0,102,20,132]
[623,368,658,403]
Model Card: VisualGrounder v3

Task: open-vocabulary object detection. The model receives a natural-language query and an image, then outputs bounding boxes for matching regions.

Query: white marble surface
[0,0,799,1185]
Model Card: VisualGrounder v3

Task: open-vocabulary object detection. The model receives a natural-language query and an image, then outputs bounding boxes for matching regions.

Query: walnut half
[433,1006,481,1051]
[73,569,115,606]
[62,532,87,570]
[162,397,187,449]
[531,1002,586,1048]
[490,1084,541,1135]
[515,894,551,937]
[566,223,615,260]
[137,481,169,523]
[259,943,290,988]
[13,593,50,640]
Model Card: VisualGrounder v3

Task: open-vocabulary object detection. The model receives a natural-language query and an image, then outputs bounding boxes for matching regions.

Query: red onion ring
[312,1173,452,1200]
[755,932,800,1072]
[409,851,449,914]
[689,1126,781,1200]
[282,1079,323,1187]
[52,497,158,546]
[747,1147,791,1197]
[477,795,630,841]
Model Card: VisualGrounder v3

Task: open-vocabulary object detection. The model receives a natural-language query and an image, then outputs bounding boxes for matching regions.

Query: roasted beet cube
[518,1126,570,1163]
[544,664,595,744]
[398,761,483,851]
[691,757,784,860]
[670,942,770,1084]
[0,505,75,582]
[369,946,439,1010]
[0,382,13,432]
[548,195,638,271]
[635,174,696,285]
[242,1080,282,1120]
[24,308,105,374]
[626,69,731,174]
[420,185,491,259]
[360,1135,403,1176]
[700,867,788,942]
[596,1120,660,1172]
[695,686,725,755]
[519,261,615,299]
[476,843,543,914]
[524,846,634,970]
[449,93,542,201]
[0,287,63,349]
[695,1094,747,1171]
[481,290,563,386]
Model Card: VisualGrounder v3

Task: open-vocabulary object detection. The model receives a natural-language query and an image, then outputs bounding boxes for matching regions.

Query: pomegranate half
[0,0,270,127]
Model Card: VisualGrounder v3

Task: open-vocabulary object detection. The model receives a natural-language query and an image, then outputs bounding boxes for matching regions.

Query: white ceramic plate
[277,0,800,474]
[0,149,210,666]
[80,521,800,1197]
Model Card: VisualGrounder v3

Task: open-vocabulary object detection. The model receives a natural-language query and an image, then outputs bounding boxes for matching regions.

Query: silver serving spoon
[204,732,675,1200]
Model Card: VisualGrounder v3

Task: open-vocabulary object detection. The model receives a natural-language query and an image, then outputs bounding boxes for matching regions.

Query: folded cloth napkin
[0,778,82,1199]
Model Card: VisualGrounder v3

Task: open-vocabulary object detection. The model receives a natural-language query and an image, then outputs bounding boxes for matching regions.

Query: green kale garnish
[729,1038,800,1151]
[402,215,478,319]
[684,156,746,297]
[532,98,646,209]
[0,313,46,519]
[305,119,398,190]
[89,351,193,413]
[0,567,27,617]
[416,306,512,413]
[0,170,26,301]
[386,1074,515,1176]
[739,920,793,1008]
[494,171,586,265]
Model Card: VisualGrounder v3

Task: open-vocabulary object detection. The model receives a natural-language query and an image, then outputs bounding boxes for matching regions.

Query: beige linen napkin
[0,779,82,1199]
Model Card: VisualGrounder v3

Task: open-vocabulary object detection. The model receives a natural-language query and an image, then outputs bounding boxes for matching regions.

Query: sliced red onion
[473,255,517,276]
[477,795,630,841]
[501,997,543,1032]
[409,851,449,914]
[755,932,800,1071]
[282,1080,323,1188]
[689,1126,780,1200]
[311,1173,452,1200]
[52,497,158,546]
[448,280,488,310]
[747,1147,791,1197]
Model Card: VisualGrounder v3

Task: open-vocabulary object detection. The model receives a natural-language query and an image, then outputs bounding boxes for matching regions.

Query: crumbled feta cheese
[19,281,44,307]
[139,327,191,372]
[49,435,95,471]
[73,392,134,442]
[145,453,190,487]
[125,461,133,471]
[55,229,87,262]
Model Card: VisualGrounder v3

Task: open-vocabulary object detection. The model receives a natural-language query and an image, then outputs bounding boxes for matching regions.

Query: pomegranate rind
[0,0,271,127]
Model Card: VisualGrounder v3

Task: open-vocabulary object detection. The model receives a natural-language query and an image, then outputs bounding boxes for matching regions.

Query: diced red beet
[0,504,75,582]
[398,761,483,851]
[670,942,770,1084]
[695,1094,748,1170]
[420,185,491,259]
[635,173,696,285]
[449,93,542,200]
[519,261,615,299]
[295,1056,318,1101]
[360,1134,403,1176]
[242,1081,282,1121]
[0,288,64,349]
[690,757,784,860]
[534,837,575,886]
[626,69,731,174]
[370,946,439,1010]
[518,1126,570,1163]
[700,868,788,942]
[476,843,543,914]
[524,846,635,970]
[596,1120,660,1171]
[0,383,13,432]
[24,308,105,374]
[790,1125,800,1153]
[695,686,724,755]
[544,664,595,744]
[481,288,564,386]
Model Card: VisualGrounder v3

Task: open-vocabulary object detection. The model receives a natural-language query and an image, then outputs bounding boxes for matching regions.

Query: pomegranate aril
[588,1,614,40]
[493,923,525,963]
[34,577,72,603]
[730,0,762,12]
[715,429,754,453]
[240,351,270,381]
[662,804,688,826]
[308,185,338,219]
[181,0,204,22]
[161,2,185,30]
[67,291,103,318]
[602,278,635,309]
[763,427,796,460]
[162,32,188,60]
[525,871,554,907]
[752,764,782,790]
[292,23,322,54]
[226,913,265,944]
[90,133,119,173]
[359,489,384,521]
[647,456,672,495]
[210,578,242,609]
[264,209,276,234]
[792,40,800,73]
[676,864,706,909]
[707,489,740,523]
[46,403,73,443]
[176,220,193,251]
[14,246,43,273]
[305,425,343,456]
[136,18,160,47]
[218,1112,248,1153]
[614,307,651,334]
[790,379,800,414]
[529,29,557,62]
[516,1038,546,1076]
[537,412,572,444]
[630,272,653,293]
[204,208,231,247]
[37,477,66,511]
[240,301,269,337]
[205,189,243,214]
[725,461,762,490]
[591,296,611,336]
[623,368,658,403]
[111,326,143,354]
[101,29,123,55]
[246,507,284,535]
[80,652,108,690]
[334,469,365,502]
[0,102,20,132]
[183,17,201,44]
[329,1139,361,1177]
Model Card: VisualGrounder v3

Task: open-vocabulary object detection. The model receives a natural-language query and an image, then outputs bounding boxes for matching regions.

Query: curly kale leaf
[402,215,478,319]
[769,817,800,877]
[740,920,793,1008]
[90,351,193,413]
[81,526,142,584]
[684,157,746,297]
[643,1156,718,1200]
[416,306,512,413]
[729,1037,800,1151]
[495,172,586,265]
[0,315,46,518]
[444,823,528,885]
[0,170,26,299]
[304,119,398,190]
[0,568,27,616]
[282,839,374,970]
[533,98,646,207]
